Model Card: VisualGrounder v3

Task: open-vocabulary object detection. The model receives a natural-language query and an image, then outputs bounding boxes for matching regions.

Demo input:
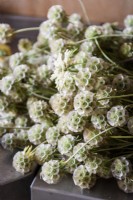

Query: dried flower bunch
[0,4,133,194]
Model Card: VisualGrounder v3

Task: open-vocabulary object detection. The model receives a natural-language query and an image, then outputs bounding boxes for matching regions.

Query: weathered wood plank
[0,0,133,24]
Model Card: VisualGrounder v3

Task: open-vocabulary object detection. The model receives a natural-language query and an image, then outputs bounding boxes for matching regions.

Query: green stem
[0,126,30,130]
[31,92,50,100]
[76,34,133,44]
[64,127,114,165]
[95,39,115,65]
[125,153,133,158]
[98,94,133,101]
[95,39,131,75]
[95,143,132,152]
[125,104,133,109]
[119,127,130,134]
[110,136,133,138]
[48,87,57,92]
[13,27,39,35]
[121,98,133,104]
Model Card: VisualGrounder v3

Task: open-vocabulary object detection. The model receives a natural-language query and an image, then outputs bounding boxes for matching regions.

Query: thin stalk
[95,39,131,75]
[109,153,133,161]
[13,27,39,35]
[95,143,132,152]
[0,126,30,130]
[98,94,133,101]
[95,39,115,65]
[35,90,55,96]
[121,98,133,104]
[110,136,133,139]
[125,153,133,158]
[34,87,57,94]
[119,127,130,134]
[64,127,114,165]
[75,34,133,44]
[47,87,57,93]
[78,0,90,24]
[31,92,50,100]
[125,104,133,109]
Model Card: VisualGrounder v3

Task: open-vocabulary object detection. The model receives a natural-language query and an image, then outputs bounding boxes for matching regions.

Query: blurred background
[0,0,133,25]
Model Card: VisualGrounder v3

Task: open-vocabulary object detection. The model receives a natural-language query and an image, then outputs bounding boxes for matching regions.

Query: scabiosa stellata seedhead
[15,115,28,128]
[65,157,79,174]
[34,143,54,165]
[55,71,76,96]
[26,96,38,108]
[74,51,89,67]
[16,130,29,148]
[87,56,105,75]
[94,76,109,91]
[80,40,97,55]
[39,20,60,40]
[67,13,84,37]
[91,110,108,130]
[13,146,34,174]
[107,105,128,127]
[124,15,133,28]
[37,64,53,87]
[58,134,75,156]
[1,133,16,151]
[28,100,49,123]
[74,90,94,116]
[13,64,29,82]
[46,126,60,146]
[120,43,133,58]
[0,23,13,44]
[9,52,26,69]
[83,127,104,147]
[96,85,114,107]
[57,115,71,134]
[67,111,86,132]
[18,38,32,52]
[49,93,73,116]
[69,13,82,22]
[73,143,88,162]
[73,165,96,189]
[28,124,46,145]
[47,5,67,24]
[0,74,15,95]
[85,154,103,174]
[111,157,132,180]
[102,23,114,36]
[113,74,131,92]
[0,109,17,128]
[117,174,133,193]
[85,25,103,39]
[40,160,61,184]
[74,68,94,91]
[123,27,133,36]
[49,38,66,53]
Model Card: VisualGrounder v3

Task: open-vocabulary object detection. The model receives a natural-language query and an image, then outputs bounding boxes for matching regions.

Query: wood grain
[0,0,133,24]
